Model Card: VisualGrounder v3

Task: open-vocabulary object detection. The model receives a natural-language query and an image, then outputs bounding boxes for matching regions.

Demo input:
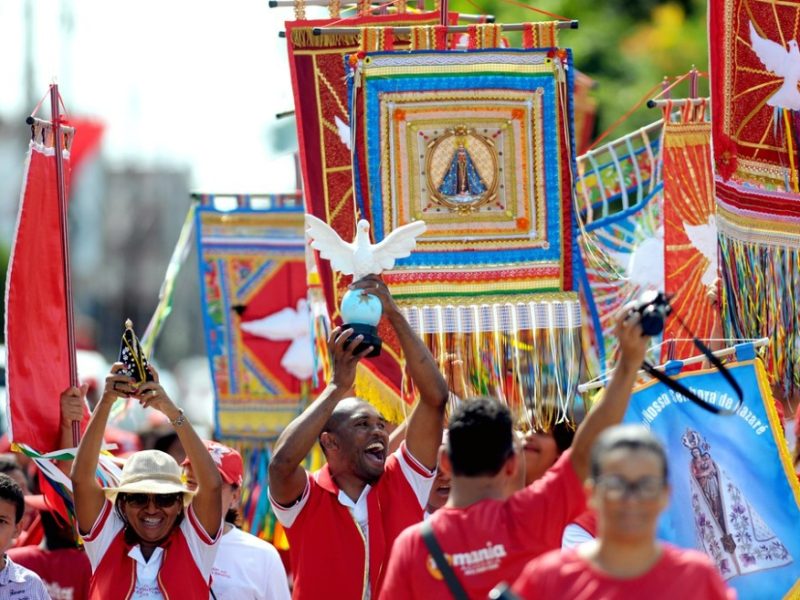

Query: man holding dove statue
[268,215,447,599]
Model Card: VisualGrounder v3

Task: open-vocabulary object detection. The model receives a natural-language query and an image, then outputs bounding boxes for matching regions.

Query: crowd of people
[2,276,782,599]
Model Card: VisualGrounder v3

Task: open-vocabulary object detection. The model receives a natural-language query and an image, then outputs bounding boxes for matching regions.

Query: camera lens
[639,305,665,336]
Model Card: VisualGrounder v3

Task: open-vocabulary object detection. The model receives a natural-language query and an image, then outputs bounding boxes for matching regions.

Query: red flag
[5,135,73,452]
[67,117,104,174]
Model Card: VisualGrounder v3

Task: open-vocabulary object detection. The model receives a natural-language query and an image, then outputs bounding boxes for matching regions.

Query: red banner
[5,136,73,452]
[662,111,720,358]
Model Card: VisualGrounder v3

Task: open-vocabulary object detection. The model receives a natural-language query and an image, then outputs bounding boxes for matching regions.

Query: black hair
[589,425,669,481]
[41,509,78,550]
[552,420,576,454]
[0,473,25,523]
[0,455,24,478]
[225,484,242,526]
[447,397,514,477]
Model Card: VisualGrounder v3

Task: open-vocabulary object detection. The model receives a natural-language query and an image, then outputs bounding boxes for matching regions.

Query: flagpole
[49,83,80,445]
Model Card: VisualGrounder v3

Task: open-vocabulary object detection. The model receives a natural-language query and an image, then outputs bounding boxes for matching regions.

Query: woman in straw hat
[71,363,222,599]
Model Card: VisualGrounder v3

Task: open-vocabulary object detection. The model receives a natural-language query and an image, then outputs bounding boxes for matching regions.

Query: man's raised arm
[351,275,449,470]
[268,328,371,505]
[569,310,651,481]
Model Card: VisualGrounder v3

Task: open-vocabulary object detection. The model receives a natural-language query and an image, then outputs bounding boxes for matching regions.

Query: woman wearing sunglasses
[71,363,222,599]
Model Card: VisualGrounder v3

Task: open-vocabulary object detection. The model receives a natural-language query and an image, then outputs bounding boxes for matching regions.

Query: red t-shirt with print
[511,544,735,599]
[379,450,585,599]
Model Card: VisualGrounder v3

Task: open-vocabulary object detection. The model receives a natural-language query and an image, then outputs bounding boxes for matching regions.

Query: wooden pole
[49,83,80,445]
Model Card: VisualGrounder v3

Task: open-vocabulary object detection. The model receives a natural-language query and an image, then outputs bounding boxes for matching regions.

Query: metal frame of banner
[577,337,770,393]
[267,0,495,22]
[309,19,579,35]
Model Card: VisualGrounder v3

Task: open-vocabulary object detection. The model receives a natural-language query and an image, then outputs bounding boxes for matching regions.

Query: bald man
[268,275,448,599]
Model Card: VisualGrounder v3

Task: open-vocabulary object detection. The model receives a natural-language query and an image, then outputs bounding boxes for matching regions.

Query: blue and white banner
[623,357,800,599]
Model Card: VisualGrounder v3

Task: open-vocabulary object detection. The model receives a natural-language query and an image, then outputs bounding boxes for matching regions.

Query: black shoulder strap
[420,520,469,600]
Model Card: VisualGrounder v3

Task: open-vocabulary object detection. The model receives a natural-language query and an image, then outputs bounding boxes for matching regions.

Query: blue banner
[623,358,800,599]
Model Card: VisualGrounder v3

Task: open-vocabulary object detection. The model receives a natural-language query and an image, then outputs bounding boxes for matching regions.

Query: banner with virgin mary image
[622,350,800,599]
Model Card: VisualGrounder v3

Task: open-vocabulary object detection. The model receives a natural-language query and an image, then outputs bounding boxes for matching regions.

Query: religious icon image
[681,428,792,580]
[426,125,499,211]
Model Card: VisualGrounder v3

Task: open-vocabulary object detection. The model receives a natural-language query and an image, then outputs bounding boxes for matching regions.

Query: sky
[0,0,325,192]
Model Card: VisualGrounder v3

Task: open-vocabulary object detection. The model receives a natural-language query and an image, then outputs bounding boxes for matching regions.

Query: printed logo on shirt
[45,582,75,600]
[426,542,508,579]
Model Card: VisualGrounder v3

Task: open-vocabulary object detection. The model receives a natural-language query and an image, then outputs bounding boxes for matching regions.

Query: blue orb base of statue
[341,322,382,357]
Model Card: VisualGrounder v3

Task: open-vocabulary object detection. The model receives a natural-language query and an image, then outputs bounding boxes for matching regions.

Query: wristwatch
[170,408,186,427]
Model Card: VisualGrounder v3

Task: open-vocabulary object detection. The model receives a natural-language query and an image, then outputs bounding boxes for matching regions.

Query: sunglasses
[120,493,183,509]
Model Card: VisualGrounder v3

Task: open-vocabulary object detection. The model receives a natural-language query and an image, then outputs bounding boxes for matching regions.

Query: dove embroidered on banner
[305,215,427,281]
[240,299,315,381]
[749,22,800,111]
[683,216,718,287]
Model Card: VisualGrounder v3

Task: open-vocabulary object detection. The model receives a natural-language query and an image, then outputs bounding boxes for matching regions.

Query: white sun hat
[104,450,195,506]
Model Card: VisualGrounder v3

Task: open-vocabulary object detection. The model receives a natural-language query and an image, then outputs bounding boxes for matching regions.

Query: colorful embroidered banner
[710,0,800,191]
[575,119,665,374]
[716,181,800,396]
[623,356,800,599]
[351,49,575,298]
[342,46,581,425]
[575,119,663,224]
[5,120,79,453]
[195,195,310,440]
[661,105,720,359]
[285,13,441,417]
[710,0,800,396]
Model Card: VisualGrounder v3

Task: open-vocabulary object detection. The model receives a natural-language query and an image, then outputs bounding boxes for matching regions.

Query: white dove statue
[683,216,718,287]
[240,299,315,381]
[305,215,427,280]
[749,22,800,111]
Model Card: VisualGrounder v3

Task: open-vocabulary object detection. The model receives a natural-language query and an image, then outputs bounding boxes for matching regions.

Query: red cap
[183,441,243,486]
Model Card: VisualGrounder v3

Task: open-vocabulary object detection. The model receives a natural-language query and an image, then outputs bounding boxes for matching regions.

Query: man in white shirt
[184,441,290,600]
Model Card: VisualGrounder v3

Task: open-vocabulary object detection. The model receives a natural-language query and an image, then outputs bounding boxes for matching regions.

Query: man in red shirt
[268,276,449,599]
[511,425,735,599]
[379,311,650,599]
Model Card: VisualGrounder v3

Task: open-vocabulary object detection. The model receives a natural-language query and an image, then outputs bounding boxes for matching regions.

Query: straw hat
[104,450,195,506]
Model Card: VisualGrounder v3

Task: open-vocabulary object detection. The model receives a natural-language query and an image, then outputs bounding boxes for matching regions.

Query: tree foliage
[450,0,709,140]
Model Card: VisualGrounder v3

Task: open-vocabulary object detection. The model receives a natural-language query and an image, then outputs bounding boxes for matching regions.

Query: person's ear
[439,447,453,476]
[320,432,338,454]
[231,485,242,507]
[658,483,671,511]
[12,520,22,541]
[503,450,519,478]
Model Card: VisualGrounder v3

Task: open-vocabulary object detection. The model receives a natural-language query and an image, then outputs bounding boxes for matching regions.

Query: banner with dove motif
[623,355,800,599]
[710,0,800,397]
[710,0,800,190]
[661,106,720,359]
[194,196,311,440]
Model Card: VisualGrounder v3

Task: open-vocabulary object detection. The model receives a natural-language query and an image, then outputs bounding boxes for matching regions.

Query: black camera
[629,290,672,336]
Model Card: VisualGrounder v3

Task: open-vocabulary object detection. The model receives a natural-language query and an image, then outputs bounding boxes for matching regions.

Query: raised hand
[60,384,88,426]
[136,366,181,422]
[349,274,400,318]
[615,308,650,369]
[329,326,373,391]
[101,363,137,404]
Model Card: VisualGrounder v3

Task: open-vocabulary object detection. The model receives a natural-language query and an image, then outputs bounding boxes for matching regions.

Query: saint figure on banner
[682,429,792,580]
